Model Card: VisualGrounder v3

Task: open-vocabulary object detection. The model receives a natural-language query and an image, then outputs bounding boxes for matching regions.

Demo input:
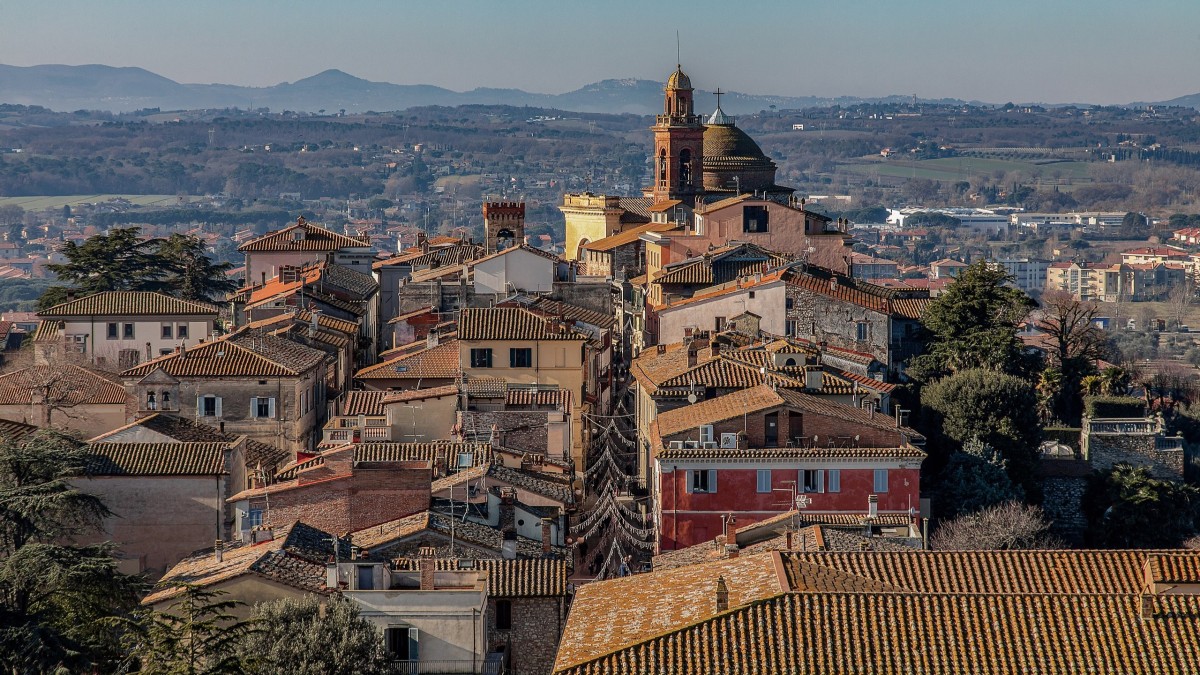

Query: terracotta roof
[556,588,1200,674]
[786,266,930,319]
[85,442,228,476]
[659,270,787,309]
[38,291,219,317]
[381,384,459,404]
[32,320,63,342]
[247,309,359,336]
[508,296,616,330]
[1148,553,1200,585]
[0,418,39,442]
[372,243,486,270]
[462,376,508,397]
[617,197,653,223]
[580,221,677,253]
[274,442,491,481]
[652,385,782,437]
[122,329,325,378]
[409,264,466,283]
[352,509,568,560]
[653,523,916,571]
[554,549,1200,674]
[392,557,569,597]
[354,341,460,380]
[90,413,289,471]
[505,387,573,409]
[459,307,587,342]
[387,305,438,325]
[238,219,370,252]
[0,364,128,405]
[341,390,389,415]
[144,521,345,605]
[471,243,561,265]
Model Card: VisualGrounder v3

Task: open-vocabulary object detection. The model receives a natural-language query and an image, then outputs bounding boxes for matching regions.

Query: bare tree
[931,502,1063,551]
[1038,290,1108,367]
[1168,280,1196,330]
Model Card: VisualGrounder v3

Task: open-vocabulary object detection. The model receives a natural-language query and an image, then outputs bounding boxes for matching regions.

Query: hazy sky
[3,0,1199,104]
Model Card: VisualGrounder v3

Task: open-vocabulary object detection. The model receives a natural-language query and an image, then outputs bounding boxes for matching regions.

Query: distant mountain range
[2,64,1195,115]
[0,63,972,116]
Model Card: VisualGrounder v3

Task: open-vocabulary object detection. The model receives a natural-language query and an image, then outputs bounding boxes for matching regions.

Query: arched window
[161,391,171,409]
[146,391,157,411]
[658,149,668,185]
[784,357,797,367]
[679,149,692,187]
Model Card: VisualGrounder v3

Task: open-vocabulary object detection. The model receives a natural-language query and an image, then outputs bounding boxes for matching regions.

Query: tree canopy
[239,595,388,675]
[1082,463,1200,548]
[909,260,1036,378]
[931,502,1061,551]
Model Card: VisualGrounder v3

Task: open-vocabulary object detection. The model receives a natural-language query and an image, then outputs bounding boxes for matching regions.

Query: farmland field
[0,194,203,210]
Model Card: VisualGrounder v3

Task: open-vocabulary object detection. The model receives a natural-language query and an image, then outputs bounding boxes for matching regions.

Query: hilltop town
[5,63,1200,674]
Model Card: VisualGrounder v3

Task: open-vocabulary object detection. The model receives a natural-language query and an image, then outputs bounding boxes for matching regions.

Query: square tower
[482,201,525,253]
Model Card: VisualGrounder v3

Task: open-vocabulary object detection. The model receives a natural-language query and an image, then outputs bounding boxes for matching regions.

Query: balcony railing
[1156,436,1185,452]
[385,660,502,675]
[1087,419,1157,435]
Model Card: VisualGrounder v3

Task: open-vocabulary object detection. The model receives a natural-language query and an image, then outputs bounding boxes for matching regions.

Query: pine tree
[158,234,237,301]
[122,585,256,675]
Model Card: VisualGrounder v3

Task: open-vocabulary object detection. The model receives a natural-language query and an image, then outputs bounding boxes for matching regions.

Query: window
[785,320,797,336]
[495,599,513,630]
[756,469,772,493]
[748,291,756,299]
[159,348,172,356]
[123,323,134,339]
[874,469,889,493]
[199,395,221,417]
[827,469,841,493]
[386,627,418,661]
[161,324,173,339]
[470,348,493,368]
[247,508,263,528]
[856,321,869,342]
[786,298,794,310]
[146,392,157,410]
[356,565,375,591]
[161,391,171,409]
[802,469,824,493]
[690,469,715,493]
[107,322,118,339]
[743,205,769,233]
[764,412,779,447]
[251,397,276,419]
[176,324,189,339]
[714,316,726,332]
[509,348,533,368]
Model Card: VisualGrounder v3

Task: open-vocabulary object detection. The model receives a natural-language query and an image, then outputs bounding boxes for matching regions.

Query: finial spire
[676,30,680,68]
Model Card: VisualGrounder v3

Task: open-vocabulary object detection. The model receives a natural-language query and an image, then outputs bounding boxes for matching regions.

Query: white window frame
[827,469,841,493]
[756,469,771,493]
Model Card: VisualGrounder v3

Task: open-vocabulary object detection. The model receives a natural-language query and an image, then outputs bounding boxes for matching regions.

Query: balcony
[385,660,502,675]
[322,415,392,445]
[1087,419,1157,435]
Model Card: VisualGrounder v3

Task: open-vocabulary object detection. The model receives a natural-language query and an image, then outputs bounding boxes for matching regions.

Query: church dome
[666,66,692,90]
[702,119,787,194]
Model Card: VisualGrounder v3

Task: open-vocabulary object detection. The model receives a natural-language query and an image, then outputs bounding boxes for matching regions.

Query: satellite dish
[688,393,698,404]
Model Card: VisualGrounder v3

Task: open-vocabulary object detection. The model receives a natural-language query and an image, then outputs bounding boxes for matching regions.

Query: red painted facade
[655,462,920,550]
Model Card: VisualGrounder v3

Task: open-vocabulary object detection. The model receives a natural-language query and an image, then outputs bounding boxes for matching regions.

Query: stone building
[0,364,131,438]
[238,216,374,286]
[120,328,328,456]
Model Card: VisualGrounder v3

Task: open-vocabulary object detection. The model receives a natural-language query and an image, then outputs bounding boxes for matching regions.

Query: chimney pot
[541,517,554,556]
[214,539,224,563]
[715,575,730,612]
[868,494,879,519]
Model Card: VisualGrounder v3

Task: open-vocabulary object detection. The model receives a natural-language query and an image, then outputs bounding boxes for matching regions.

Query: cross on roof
[714,88,725,108]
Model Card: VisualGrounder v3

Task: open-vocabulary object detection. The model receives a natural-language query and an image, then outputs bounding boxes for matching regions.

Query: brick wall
[254,462,430,534]
[460,410,551,454]
[487,596,565,675]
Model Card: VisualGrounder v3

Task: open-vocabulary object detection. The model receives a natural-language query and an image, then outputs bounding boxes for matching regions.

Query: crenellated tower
[482,201,525,252]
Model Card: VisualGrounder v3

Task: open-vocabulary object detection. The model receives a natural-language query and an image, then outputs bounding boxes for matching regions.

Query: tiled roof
[91,413,289,471]
[505,387,573,409]
[657,445,925,461]
[617,197,653,223]
[354,341,460,380]
[0,418,39,442]
[351,509,568,560]
[387,306,438,325]
[556,588,1200,674]
[85,442,227,476]
[1148,553,1200,585]
[554,549,1200,674]
[0,365,128,405]
[38,291,219,317]
[372,244,486,270]
[510,296,616,330]
[238,219,370,252]
[786,266,931,320]
[472,244,561,265]
[463,376,508,397]
[341,390,389,416]
[31,320,62,342]
[653,522,916,571]
[393,558,569,597]
[381,384,460,404]
[488,463,574,504]
[459,307,587,342]
[655,355,806,392]
[321,263,378,297]
[122,328,325,378]
[658,269,787,309]
[247,309,360,336]
[274,443,492,481]
[580,222,677,253]
[144,521,345,605]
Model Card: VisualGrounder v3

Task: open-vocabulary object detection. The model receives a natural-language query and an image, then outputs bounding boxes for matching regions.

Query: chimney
[499,487,516,531]
[214,539,223,563]
[656,344,666,355]
[419,546,436,590]
[427,328,440,349]
[541,517,554,556]
[724,544,739,559]
[501,531,518,559]
[868,494,879,520]
[805,367,823,391]
[785,529,795,550]
[687,348,698,368]
[715,575,730,612]
[1140,594,1154,620]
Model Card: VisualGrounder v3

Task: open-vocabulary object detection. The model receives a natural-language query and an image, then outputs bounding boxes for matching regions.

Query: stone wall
[1040,466,1090,545]
[550,282,614,318]
[486,596,565,675]
[460,410,550,455]
[1087,434,1184,480]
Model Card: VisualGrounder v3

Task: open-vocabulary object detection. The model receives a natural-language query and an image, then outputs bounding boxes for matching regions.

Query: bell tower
[646,65,705,205]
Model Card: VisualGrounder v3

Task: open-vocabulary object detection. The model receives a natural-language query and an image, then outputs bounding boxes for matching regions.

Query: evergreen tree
[1082,464,1200,548]
[44,227,168,295]
[158,234,237,302]
[933,438,1024,520]
[908,260,1036,379]
[122,585,255,675]
[0,430,142,672]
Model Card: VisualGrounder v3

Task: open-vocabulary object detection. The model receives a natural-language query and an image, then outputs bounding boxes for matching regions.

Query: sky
[3,0,1199,104]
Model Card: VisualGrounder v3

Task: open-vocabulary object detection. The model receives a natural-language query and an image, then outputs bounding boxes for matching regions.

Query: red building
[650,385,924,551]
